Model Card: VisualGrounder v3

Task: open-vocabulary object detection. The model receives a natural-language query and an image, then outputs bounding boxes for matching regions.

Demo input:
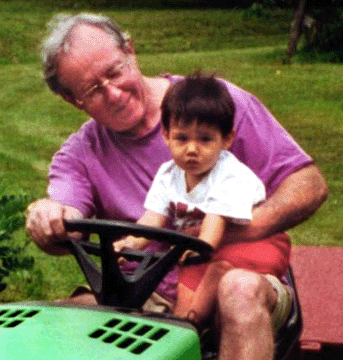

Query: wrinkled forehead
[63,24,119,55]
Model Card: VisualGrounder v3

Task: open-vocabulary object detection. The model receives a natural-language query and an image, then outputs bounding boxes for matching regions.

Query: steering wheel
[63,218,213,309]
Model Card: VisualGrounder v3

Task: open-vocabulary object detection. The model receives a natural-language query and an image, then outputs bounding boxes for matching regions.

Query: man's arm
[225,164,329,242]
[25,198,84,256]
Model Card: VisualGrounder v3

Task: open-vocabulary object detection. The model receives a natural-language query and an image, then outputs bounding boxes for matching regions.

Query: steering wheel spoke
[64,219,212,308]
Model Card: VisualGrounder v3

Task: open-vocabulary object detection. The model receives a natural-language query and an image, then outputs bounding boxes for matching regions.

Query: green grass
[0,3,292,64]
[0,3,342,302]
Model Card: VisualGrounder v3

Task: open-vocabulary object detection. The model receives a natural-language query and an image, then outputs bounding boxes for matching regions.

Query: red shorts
[179,233,291,292]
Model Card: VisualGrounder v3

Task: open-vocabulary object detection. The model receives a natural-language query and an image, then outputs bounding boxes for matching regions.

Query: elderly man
[26,13,328,360]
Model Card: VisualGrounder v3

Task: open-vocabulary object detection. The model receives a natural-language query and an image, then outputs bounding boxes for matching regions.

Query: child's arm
[179,213,227,264]
[138,209,169,228]
[198,213,227,250]
[113,210,168,253]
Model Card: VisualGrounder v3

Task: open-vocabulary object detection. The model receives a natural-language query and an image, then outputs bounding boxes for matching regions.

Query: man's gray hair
[41,13,131,97]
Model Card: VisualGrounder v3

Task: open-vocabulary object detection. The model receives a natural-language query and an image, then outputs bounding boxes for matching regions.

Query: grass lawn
[0,3,342,302]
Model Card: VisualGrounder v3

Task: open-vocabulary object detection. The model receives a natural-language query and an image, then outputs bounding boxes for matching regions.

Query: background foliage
[302,5,343,62]
[0,189,33,291]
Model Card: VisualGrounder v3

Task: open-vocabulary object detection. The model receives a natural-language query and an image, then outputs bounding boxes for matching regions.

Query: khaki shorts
[142,292,174,313]
[265,274,293,334]
[143,274,293,335]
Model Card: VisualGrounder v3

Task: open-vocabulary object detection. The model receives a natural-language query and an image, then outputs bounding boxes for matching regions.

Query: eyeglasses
[75,59,131,107]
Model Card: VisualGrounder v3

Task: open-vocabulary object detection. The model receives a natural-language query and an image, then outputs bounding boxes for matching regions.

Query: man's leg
[55,286,98,305]
[217,269,278,360]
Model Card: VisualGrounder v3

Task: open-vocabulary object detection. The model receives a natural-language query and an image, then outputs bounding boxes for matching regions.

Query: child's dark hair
[161,72,235,137]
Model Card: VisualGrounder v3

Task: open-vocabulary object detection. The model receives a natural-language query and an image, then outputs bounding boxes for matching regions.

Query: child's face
[163,119,234,187]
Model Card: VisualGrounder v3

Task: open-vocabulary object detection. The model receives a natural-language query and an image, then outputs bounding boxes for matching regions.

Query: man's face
[57,25,149,135]
[163,120,234,189]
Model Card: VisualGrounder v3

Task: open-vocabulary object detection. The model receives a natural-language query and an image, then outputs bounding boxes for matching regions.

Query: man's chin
[114,119,146,137]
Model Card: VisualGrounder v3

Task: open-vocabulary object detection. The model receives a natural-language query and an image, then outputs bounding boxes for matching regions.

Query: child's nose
[186,141,197,153]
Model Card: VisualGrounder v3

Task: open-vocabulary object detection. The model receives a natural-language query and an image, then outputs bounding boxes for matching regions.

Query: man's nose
[103,79,122,101]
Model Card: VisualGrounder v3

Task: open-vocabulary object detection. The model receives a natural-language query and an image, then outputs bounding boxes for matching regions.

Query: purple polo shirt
[48,77,313,301]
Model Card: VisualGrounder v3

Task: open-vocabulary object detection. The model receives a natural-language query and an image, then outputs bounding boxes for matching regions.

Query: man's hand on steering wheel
[26,199,84,255]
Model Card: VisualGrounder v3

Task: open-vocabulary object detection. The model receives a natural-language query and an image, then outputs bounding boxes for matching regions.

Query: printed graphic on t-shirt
[170,202,205,233]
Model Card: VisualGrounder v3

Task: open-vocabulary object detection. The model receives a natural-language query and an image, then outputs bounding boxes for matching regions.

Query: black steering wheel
[63,218,213,309]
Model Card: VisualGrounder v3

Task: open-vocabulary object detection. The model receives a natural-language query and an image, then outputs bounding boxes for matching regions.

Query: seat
[274,267,303,360]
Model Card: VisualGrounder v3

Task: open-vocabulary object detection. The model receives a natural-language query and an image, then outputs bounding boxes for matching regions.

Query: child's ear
[162,128,171,147]
[223,130,235,150]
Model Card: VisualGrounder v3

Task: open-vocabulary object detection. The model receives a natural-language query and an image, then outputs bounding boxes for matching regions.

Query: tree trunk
[287,0,308,58]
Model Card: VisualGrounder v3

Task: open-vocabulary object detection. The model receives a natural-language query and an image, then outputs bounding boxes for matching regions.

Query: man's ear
[124,38,135,55]
[124,39,140,69]
[224,130,236,150]
[162,128,171,147]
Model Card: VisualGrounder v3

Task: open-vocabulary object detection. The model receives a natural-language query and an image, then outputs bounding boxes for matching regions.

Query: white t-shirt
[144,151,266,232]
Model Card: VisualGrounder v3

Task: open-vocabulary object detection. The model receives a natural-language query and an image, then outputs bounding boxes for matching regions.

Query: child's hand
[113,236,151,253]
[179,250,201,265]
[113,236,151,265]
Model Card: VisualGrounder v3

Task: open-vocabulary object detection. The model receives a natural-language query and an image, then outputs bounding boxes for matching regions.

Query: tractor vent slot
[5,320,23,328]
[134,325,153,336]
[131,342,152,354]
[7,310,23,318]
[117,337,136,348]
[103,332,121,343]
[89,329,107,339]
[104,318,121,328]
[24,310,40,318]
[120,321,137,332]
[0,308,40,329]
[149,328,169,341]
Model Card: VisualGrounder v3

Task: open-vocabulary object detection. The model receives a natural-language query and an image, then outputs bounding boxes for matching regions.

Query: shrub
[296,4,343,62]
[0,191,34,292]
[308,6,343,61]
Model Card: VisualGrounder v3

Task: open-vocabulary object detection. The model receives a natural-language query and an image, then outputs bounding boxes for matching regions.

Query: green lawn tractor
[0,219,301,359]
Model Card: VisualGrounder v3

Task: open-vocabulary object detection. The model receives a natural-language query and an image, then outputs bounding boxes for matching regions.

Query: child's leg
[174,235,291,325]
[189,260,232,323]
[174,260,232,324]
[173,282,195,318]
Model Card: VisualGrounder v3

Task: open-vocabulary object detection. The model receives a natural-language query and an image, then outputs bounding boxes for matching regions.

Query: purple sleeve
[47,134,96,217]
[227,83,313,196]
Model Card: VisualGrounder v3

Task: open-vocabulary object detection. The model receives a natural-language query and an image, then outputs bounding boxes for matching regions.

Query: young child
[115,73,291,324]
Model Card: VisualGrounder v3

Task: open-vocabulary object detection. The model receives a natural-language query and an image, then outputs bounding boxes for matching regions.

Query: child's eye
[200,136,213,142]
[175,134,188,142]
